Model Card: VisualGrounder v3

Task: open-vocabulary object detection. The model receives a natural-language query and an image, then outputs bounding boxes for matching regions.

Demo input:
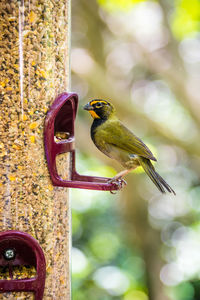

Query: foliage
[172,0,200,39]
[72,154,147,300]
[97,0,145,12]
[71,0,200,299]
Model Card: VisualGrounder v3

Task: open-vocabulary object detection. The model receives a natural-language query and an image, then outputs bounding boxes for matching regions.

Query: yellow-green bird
[84,99,175,195]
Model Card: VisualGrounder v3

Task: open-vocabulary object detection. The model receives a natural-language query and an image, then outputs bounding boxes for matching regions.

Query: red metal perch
[44,92,124,192]
[0,231,46,300]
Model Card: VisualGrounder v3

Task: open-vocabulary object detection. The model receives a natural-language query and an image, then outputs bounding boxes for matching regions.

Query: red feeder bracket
[44,92,121,191]
[0,231,46,300]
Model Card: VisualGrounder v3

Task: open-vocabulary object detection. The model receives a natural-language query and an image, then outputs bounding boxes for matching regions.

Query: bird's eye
[95,102,103,108]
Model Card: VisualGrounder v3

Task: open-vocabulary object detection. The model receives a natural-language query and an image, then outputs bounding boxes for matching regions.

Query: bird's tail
[139,157,176,195]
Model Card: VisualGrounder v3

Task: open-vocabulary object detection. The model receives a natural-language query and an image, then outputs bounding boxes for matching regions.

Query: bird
[83,99,175,195]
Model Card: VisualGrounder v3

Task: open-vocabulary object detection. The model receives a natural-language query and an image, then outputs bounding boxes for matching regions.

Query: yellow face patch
[90,100,108,106]
[89,110,100,119]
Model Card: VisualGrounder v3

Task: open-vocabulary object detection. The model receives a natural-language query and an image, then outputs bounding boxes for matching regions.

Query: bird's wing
[98,120,157,161]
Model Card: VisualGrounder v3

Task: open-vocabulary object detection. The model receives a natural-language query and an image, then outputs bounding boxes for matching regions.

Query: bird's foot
[108,177,127,194]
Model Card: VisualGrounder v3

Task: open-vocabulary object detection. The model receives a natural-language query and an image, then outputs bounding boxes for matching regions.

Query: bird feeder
[0,0,71,299]
[0,0,122,299]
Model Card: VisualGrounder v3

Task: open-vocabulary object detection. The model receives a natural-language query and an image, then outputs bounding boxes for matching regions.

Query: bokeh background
[71,0,200,299]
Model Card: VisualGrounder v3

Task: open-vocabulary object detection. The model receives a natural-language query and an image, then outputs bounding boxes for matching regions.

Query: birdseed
[0,0,70,299]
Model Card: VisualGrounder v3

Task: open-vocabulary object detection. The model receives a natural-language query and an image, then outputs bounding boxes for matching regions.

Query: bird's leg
[110,169,132,181]
[108,169,134,191]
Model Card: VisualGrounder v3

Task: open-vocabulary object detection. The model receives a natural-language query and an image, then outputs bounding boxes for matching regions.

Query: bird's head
[83,99,115,120]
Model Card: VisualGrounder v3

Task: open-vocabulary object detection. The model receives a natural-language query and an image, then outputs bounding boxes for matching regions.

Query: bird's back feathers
[92,118,157,162]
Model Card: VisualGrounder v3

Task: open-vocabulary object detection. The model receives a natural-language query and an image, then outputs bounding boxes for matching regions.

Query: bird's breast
[90,119,106,143]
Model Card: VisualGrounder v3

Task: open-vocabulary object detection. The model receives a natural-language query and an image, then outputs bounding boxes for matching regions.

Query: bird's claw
[108,177,127,194]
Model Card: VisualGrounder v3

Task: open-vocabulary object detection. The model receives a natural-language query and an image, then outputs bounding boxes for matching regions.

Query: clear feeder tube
[0,0,71,299]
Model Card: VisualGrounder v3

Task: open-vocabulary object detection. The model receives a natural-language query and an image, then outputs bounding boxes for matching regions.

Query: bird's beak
[83,103,94,111]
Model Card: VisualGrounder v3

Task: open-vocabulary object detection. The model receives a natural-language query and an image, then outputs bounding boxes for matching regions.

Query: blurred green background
[71,0,200,299]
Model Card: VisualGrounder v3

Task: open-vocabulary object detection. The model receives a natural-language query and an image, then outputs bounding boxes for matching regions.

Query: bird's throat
[89,110,100,119]
[90,118,106,142]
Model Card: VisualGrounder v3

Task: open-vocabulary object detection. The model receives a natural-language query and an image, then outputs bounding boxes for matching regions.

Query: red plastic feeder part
[0,231,46,300]
[44,92,122,191]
